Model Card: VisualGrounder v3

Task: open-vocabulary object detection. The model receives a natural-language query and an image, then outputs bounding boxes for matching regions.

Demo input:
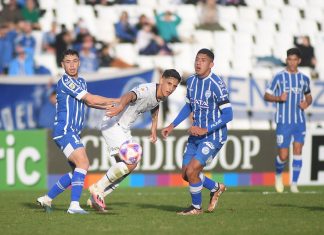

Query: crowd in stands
[0,0,321,79]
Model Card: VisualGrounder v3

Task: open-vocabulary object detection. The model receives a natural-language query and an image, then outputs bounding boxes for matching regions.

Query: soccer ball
[118,141,142,164]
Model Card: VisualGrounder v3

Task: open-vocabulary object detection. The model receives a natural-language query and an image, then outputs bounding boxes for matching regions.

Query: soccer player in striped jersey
[37,49,117,214]
[162,48,233,215]
[264,48,312,193]
[87,69,182,212]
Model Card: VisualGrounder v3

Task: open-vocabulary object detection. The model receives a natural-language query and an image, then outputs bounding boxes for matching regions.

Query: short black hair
[197,48,214,61]
[162,69,182,83]
[287,48,301,58]
[61,49,79,62]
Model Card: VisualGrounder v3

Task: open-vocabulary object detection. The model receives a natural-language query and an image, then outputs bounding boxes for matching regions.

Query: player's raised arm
[150,105,159,143]
[106,91,136,117]
[82,93,120,110]
[264,91,287,103]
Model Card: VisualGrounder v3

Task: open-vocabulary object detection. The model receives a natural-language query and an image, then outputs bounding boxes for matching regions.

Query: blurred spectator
[197,0,224,31]
[55,28,74,66]
[0,24,15,74]
[294,36,316,69]
[154,10,181,43]
[114,11,137,43]
[99,43,135,68]
[0,0,24,24]
[8,45,34,76]
[42,21,57,53]
[15,21,36,58]
[79,35,99,73]
[218,0,246,6]
[136,23,172,55]
[135,14,158,34]
[116,0,137,4]
[37,87,56,129]
[21,0,41,30]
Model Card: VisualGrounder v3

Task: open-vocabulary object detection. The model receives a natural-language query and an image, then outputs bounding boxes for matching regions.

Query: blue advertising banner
[0,69,156,130]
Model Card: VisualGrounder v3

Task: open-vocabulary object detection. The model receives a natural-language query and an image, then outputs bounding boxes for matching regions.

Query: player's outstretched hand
[299,100,309,110]
[161,124,174,139]
[188,126,208,136]
[150,132,157,144]
[106,103,123,117]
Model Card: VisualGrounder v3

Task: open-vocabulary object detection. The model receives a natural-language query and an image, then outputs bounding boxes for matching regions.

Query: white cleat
[275,174,284,193]
[67,207,89,214]
[36,195,52,212]
[290,184,299,193]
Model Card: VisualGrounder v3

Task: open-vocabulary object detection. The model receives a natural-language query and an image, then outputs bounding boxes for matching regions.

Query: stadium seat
[308,0,324,7]
[76,5,97,36]
[39,0,56,10]
[264,0,285,8]
[55,0,78,30]
[260,7,281,22]
[34,53,58,75]
[135,6,155,20]
[298,67,312,79]
[298,20,319,37]
[280,6,301,21]
[252,43,272,57]
[31,31,43,56]
[278,20,299,35]
[136,56,155,69]
[194,30,215,48]
[212,56,231,77]
[175,4,199,27]
[289,0,308,9]
[94,5,119,24]
[245,0,265,8]
[256,20,277,35]
[173,54,195,75]
[218,6,239,23]
[238,7,259,21]
[235,19,256,34]
[251,67,273,80]
[38,8,55,32]
[303,6,324,21]
[137,0,158,7]
[152,55,174,70]
[114,43,137,65]
[93,18,116,43]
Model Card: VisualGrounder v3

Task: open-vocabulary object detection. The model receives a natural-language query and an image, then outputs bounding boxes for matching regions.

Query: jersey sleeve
[265,75,280,95]
[214,79,230,107]
[60,76,88,100]
[130,83,151,101]
[304,76,311,95]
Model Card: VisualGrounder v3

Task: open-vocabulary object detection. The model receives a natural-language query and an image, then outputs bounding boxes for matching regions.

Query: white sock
[69,201,80,209]
[96,162,129,192]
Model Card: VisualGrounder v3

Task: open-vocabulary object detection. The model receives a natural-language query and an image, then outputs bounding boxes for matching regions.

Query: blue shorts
[183,135,224,167]
[276,123,306,148]
[53,132,84,158]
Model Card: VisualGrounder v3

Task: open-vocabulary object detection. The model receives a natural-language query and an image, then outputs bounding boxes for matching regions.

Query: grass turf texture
[1,186,323,235]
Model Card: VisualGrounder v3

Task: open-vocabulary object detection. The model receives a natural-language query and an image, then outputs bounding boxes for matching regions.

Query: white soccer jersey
[101,83,160,155]
[102,83,160,130]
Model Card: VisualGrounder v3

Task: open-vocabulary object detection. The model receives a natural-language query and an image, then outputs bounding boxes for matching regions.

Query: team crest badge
[205,90,211,98]
[202,146,210,155]
[69,83,76,89]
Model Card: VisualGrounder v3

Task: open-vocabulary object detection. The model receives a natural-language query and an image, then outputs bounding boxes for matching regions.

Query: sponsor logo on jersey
[190,98,208,108]
[205,141,215,149]
[69,83,76,90]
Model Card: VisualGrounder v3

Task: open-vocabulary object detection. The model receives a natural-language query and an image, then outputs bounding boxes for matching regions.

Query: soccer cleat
[207,183,226,212]
[177,205,203,215]
[88,184,106,210]
[36,195,52,213]
[67,207,89,214]
[290,184,299,193]
[275,174,284,193]
[87,195,108,213]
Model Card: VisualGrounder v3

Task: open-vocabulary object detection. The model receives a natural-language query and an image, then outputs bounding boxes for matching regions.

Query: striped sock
[292,155,302,183]
[199,173,218,192]
[275,156,287,175]
[189,182,203,209]
[48,172,72,199]
[71,168,87,202]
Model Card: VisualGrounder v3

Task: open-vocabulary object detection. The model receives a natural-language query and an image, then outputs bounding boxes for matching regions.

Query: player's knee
[127,162,138,172]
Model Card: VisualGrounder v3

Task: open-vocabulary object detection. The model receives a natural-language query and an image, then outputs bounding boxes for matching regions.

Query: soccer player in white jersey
[264,48,312,193]
[88,69,182,212]
[37,49,117,214]
[162,48,233,215]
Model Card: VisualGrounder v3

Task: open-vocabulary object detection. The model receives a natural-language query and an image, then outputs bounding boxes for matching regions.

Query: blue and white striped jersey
[186,72,230,141]
[53,73,88,138]
[266,70,311,124]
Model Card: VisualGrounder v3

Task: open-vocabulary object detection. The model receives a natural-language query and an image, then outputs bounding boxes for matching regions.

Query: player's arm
[300,93,312,110]
[106,91,136,117]
[207,101,233,133]
[161,102,191,139]
[264,91,287,103]
[150,105,159,144]
[82,93,119,109]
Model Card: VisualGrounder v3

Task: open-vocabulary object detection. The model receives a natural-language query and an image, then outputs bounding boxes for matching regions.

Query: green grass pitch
[1,186,324,235]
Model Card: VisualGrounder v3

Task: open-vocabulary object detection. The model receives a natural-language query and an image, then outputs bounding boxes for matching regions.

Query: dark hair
[287,48,301,58]
[61,49,79,61]
[197,48,214,61]
[162,69,182,82]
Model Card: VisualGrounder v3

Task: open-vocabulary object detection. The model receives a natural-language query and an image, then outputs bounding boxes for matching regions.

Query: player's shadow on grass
[135,203,183,212]
[271,203,324,211]
[22,202,68,212]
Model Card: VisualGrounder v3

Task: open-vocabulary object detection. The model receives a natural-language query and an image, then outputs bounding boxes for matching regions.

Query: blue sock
[189,182,203,209]
[71,168,87,202]
[199,173,218,191]
[48,172,72,199]
[275,156,286,175]
[292,155,302,183]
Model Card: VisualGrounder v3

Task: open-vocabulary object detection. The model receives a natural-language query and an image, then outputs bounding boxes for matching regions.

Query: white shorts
[101,118,132,156]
